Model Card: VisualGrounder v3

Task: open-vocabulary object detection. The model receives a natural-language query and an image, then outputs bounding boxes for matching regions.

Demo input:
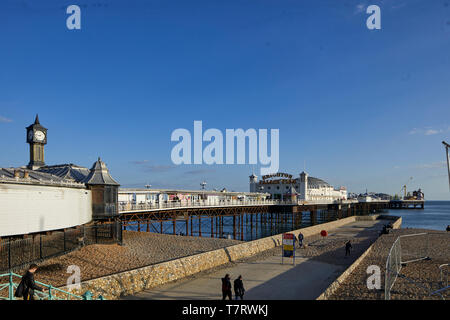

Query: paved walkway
[124,219,388,300]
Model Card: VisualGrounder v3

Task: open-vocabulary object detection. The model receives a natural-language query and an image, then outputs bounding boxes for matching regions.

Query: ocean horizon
[383,200,450,231]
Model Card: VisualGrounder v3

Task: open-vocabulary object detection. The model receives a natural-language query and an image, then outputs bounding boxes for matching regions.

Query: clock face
[34,130,45,141]
[27,130,33,141]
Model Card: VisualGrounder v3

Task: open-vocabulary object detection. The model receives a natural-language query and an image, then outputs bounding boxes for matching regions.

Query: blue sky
[0,0,449,199]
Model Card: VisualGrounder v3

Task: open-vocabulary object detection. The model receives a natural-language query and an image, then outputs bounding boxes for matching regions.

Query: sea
[383,200,450,231]
[125,201,450,240]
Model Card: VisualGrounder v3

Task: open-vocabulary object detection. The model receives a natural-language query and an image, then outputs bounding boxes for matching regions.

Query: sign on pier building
[0,116,120,238]
[249,171,347,202]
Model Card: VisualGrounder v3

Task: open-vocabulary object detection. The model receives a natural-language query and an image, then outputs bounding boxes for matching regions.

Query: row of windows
[265,185,301,190]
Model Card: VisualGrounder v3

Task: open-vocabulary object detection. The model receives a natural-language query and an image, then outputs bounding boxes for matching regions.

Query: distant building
[249,171,347,201]
[0,116,119,238]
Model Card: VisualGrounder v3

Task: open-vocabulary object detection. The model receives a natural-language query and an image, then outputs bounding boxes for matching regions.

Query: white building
[249,171,347,202]
[0,116,119,238]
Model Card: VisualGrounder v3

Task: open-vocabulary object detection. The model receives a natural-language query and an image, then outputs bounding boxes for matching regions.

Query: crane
[443,141,450,192]
[399,177,413,200]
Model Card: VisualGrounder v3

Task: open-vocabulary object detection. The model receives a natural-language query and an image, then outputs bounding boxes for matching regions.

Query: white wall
[0,183,92,237]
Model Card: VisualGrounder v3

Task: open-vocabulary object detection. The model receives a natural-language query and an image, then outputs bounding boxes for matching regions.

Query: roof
[83,158,120,186]
[26,114,47,131]
[0,167,85,188]
[308,177,331,188]
[38,164,90,183]
[119,188,268,197]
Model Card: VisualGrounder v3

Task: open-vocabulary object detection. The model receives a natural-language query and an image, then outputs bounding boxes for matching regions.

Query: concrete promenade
[124,219,388,300]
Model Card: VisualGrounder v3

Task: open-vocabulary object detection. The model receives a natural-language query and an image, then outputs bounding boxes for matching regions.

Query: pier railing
[119,199,288,212]
[0,272,104,300]
[118,199,350,213]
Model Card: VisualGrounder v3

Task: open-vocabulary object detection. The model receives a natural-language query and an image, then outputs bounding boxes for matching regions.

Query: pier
[388,200,425,209]
[118,197,423,241]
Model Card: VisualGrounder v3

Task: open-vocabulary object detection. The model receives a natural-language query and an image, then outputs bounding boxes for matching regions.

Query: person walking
[15,264,45,300]
[298,233,304,248]
[221,274,232,300]
[345,240,352,257]
[446,225,450,232]
[233,275,245,300]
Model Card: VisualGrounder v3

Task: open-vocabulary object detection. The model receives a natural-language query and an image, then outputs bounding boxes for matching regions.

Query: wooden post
[199,215,202,237]
[211,216,214,238]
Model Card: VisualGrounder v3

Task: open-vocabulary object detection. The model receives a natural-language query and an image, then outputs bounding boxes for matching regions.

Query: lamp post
[443,141,450,192]
[200,181,207,203]
[259,185,264,203]
[144,183,151,206]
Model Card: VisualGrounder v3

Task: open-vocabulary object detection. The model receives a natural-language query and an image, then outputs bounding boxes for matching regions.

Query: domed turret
[85,157,120,220]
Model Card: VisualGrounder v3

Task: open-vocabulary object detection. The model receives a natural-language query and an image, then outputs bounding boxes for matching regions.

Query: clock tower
[26,115,48,170]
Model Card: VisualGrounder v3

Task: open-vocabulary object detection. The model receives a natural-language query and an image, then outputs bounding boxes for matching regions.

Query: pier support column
[241,213,244,241]
[233,214,236,240]
[211,216,214,238]
[310,210,317,225]
[250,214,253,241]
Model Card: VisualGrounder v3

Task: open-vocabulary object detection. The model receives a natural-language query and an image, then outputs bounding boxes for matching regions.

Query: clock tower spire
[26,114,48,170]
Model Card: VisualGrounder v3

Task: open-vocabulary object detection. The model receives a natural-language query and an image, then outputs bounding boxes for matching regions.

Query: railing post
[48,285,53,300]
[9,272,14,300]
[82,290,93,300]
